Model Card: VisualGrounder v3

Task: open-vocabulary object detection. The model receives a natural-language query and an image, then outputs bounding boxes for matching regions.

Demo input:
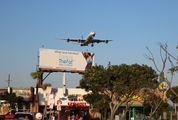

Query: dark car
[13,112,38,120]
[0,115,4,120]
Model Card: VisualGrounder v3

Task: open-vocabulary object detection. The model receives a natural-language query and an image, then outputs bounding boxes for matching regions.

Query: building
[0,87,91,120]
[37,87,90,120]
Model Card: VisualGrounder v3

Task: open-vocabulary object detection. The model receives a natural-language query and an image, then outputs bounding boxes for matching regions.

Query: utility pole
[6,74,12,94]
[6,74,12,87]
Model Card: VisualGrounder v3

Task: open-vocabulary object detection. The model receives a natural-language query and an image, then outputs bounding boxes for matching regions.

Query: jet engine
[105,40,109,43]
[91,44,94,47]
[78,39,81,43]
[97,40,100,43]
[67,39,70,42]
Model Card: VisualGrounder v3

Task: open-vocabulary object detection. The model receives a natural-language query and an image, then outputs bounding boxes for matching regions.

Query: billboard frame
[38,48,94,74]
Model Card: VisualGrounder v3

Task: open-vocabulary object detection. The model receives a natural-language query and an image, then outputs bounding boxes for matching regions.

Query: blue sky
[0,1,178,88]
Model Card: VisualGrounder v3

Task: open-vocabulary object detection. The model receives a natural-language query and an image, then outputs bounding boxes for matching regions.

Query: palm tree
[30,70,43,88]
[30,70,43,112]
[41,83,52,91]
[41,83,52,119]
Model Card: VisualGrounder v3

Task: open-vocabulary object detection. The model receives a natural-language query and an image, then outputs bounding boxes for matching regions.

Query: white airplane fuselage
[81,31,95,46]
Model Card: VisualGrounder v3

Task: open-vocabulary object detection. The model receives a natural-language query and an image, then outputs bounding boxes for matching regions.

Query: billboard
[39,48,94,73]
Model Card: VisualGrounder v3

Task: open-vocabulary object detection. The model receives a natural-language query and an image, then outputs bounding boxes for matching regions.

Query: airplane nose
[93,33,95,37]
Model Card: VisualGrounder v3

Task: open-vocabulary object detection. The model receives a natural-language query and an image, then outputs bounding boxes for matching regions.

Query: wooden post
[30,102,35,112]
[163,111,167,120]
[34,95,39,112]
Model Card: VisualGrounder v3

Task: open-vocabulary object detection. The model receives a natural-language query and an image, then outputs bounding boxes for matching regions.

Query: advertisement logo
[59,55,74,66]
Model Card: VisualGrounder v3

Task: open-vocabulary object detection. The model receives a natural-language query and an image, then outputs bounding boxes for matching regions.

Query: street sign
[57,100,62,105]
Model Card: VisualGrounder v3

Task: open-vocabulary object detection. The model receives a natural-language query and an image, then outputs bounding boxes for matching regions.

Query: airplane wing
[55,38,86,43]
[92,39,113,44]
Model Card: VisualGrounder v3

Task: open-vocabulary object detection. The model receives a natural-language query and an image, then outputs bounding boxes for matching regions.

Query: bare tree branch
[145,42,178,99]
[144,46,160,72]
[159,42,167,72]
[158,42,177,61]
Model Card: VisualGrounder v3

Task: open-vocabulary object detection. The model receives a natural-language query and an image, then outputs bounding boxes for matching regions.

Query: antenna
[6,74,12,87]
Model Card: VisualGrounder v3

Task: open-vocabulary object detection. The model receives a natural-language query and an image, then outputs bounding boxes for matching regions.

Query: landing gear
[91,43,94,47]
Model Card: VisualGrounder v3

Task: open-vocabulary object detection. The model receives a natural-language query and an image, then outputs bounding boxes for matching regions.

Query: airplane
[55,31,113,47]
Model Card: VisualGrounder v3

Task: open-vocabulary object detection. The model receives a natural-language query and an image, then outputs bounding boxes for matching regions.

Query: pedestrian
[68,115,70,120]
[75,114,79,120]
[71,114,75,120]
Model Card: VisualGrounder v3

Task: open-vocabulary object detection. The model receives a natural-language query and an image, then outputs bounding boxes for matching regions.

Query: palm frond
[30,70,43,79]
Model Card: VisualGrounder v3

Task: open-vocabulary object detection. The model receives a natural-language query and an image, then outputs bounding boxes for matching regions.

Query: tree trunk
[39,73,43,87]
[121,114,126,120]
[149,113,153,120]
[35,80,39,112]
[121,108,129,120]
[102,109,107,120]
[110,110,115,120]
[109,104,120,120]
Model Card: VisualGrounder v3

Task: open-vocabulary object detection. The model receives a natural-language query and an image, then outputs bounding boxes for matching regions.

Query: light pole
[43,86,52,120]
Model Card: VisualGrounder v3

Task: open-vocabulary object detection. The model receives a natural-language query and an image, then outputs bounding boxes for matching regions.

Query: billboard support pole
[63,72,66,95]
[42,71,52,82]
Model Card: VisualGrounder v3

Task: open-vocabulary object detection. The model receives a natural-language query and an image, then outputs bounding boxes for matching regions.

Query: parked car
[4,113,14,119]
[4,111,15,119]
[0,115,4,120]
[13,112,42,120]
[0,110,16,119]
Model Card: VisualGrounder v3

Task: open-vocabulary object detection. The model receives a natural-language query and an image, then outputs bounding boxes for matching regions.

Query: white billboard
[39,48,94,73]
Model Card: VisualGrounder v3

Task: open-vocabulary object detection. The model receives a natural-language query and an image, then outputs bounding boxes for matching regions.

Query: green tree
[17,96,29,111]
[0,92,17,108]
[142,89,168,120]
[80,63,158,120]
[41,83,52,91]
[114,64,158,119]
[30,70,43,88]
[83,92,109,120]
